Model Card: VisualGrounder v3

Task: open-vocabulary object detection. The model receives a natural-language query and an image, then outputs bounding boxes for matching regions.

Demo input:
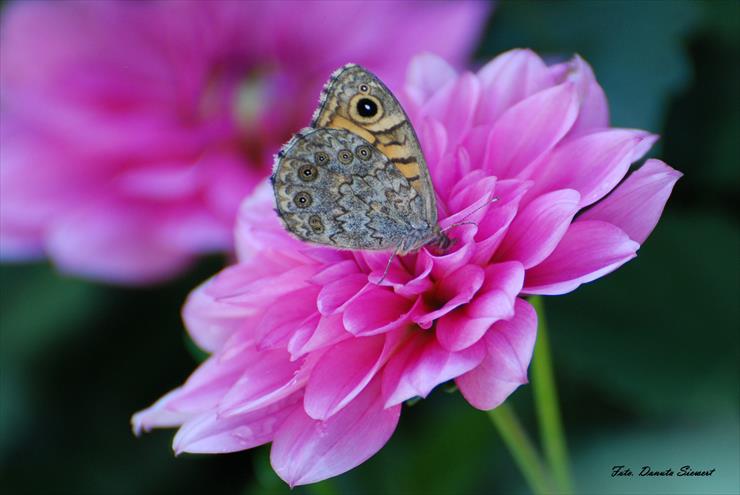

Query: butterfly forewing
[311,64,438,225]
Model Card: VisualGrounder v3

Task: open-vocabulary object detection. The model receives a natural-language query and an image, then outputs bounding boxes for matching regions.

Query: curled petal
[436,261,525,352]
[524,129,658,208]
[551,54,610,136]
[405,52,458,107]
[414,264,485,327]
[483,82,579,179]
[578,159,682,244]
[303,330,404,420]
[343,287,419,336]
[182,279,256,352]
[423,72,480,146]
[495,189,580,268]
[132,389,195,436]
[289,314,350,358]
[132,342,257,434]
[382,333,485,407]
[317,274,369,315]
[523,221,638,295]
[217,349,306,417]
[271,378,401,487]
[256,286,321,349]
[475,48,554,125]
[457,298,537,410]
[174,394,301,455]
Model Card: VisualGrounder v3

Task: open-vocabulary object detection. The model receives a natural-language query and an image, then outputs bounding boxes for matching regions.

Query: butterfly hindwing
[272,128,432,252]
[311,64,438,225]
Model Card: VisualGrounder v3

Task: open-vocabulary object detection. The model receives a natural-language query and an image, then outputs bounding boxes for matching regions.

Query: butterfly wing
[311,64,437,225]
[272,128,432,251]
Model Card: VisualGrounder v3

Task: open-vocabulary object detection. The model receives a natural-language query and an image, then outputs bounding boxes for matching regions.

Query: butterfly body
[272,64,448,255]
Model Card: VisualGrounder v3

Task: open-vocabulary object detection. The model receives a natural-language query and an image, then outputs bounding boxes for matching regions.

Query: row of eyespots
[298,146,372,184]
[292,143,374,210]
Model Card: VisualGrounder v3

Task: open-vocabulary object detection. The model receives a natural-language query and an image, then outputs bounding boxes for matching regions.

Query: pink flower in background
[0,0,489,284]
[132,50,681,485]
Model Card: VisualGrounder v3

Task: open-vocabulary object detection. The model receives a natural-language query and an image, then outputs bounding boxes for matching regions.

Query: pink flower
[0,0,489,284]
[132,50,681,485]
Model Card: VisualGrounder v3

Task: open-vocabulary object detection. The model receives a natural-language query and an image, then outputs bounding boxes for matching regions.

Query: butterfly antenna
[441,197,498,233]
[374,250,397,286]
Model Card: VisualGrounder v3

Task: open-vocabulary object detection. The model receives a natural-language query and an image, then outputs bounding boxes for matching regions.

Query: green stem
[530,296,574,494]
[487,403,552,495]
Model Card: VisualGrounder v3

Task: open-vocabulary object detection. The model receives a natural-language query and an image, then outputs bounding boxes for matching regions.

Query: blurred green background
[1,1,738,494]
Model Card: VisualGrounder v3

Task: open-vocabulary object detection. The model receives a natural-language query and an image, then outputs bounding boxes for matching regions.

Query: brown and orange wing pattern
[311,64,438,225]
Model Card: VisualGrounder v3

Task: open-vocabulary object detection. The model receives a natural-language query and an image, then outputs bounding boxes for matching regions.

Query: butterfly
[271,64,451,257]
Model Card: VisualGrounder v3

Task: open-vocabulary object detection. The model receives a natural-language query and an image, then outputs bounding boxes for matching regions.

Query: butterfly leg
[374,249,398,286]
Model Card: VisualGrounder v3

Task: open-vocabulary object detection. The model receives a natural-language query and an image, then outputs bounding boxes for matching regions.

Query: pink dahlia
[132,50,681,485]
[0,0,488,284]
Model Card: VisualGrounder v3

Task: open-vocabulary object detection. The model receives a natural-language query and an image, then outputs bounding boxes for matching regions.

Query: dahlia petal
[255,286,320,349]
[414,264,485,327]
[448,169,490,200]
[181,279,254,353]
[271,378,401,487]
[470,179,531,265]
[289,314,350,357]
[445,175,497,225]
[215,263,320,307]
[309,260,360,285]
[524,129,658,208]
[523,221,639,295]
[0,226,44,260]
[469,261,525,318]
[475,48,554,125]
[435,314,492,355]
[164,350,251,414]
[132,388,195,435]
[461,125,490,165]
[116,163,201,199]
[217,349,305,416]
[483,82,579,178]
[418,117,449,173]
[201,253,300,302]
[495,189,581,268]
[552,55,610,136]
[174,394,301,455]
[457,298,537,410]
[45,200,191,285]
[392,255,435,298]
[578,159,682,244]
[405,52,458,107]
[236,181,307,262]
[363,251,423,293]
[423,72,480,146]
[317,274,369,316]
[423,223,478,280]
[343,288,419,336]
[303,331,403,420]
[156,206,232,253]
[436,262,524,351]
[132,342,258,434]
[382,334,485,407]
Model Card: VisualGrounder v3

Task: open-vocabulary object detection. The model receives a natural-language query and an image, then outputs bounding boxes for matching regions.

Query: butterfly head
[428,226,454,253]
